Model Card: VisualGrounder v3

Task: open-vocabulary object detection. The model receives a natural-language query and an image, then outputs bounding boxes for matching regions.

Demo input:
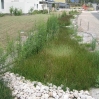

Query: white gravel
[2,72,95,99]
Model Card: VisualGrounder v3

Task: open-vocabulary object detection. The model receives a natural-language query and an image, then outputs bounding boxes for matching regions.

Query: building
[54,0,66,3]
[0,0,48,14]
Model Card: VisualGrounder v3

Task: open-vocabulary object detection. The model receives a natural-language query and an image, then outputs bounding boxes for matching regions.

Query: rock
[53,85,57,89]
[44,93,49,99]
[86,96,94,99]
[2,72,95,99]
[36,92,42,97]
[53,91,57,98]
[58,92,63,98]
[63,94,69,99]
[73,91,79,98]
[57,86,61,90]
[48,92,53,97]
[84,90,90,95]
[36,85,41,91]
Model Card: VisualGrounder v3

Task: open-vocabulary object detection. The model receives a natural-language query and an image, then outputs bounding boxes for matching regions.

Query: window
[1,0,4,9]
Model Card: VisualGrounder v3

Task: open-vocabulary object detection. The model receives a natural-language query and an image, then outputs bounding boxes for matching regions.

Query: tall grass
[0,80,13,99]
[1,12,98,93]
[13,15,59,62]
[11,26,99,90]
[91,38,96,51]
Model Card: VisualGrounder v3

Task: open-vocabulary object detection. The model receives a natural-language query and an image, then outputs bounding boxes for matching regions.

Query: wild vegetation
[0,80,13,99]
[0,11,99,98]
[9,12,99,90]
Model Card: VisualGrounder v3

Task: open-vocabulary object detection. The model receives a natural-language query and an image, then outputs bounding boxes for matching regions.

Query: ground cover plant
[11,13,99,90]
[0,80,13,99]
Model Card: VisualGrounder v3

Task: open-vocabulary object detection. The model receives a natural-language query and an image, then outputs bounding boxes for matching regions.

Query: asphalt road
[92,12,99,20]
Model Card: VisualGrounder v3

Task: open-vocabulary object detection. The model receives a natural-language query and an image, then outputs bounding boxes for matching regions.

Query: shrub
[91,38,96,51]
[58,15,73,26]
[28,7,34,15]
[13,8,23,16]
[47,15,59,38]
[52,3,55,8]
[61,11,67,17]
[9,6,14,15]
[33,10,39,14]
[0,80,13,99]
[42,10,48,14]
[95,75,99,87]
[0,13,4,17]
[69,10,78,15]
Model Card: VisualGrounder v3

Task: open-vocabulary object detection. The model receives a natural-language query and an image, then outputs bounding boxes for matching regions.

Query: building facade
[0,0,48,13]
[54,0,66,3]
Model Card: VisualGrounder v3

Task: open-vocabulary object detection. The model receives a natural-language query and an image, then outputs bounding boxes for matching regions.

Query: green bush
[69,10,78,15]
[58,15,73,26]
[61,11,67,17]
[33,10,39,14]
[0,80,13,99]
[91,38,96,51]
[42,10,48,14]
[28,7,34,15]
[9,6,14,15]
[95,75,99,87]
[13,8,22,16]
[0,13,4,17]
[47,15,59,38]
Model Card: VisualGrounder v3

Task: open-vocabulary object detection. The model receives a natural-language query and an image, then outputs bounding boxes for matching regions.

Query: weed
[91,38,96,51]
[95,75,99,87]
[0,80,13,99]
[13,8,23,16]
[0,13,4,17]
[9,6,14,15]
[28,7,34,15]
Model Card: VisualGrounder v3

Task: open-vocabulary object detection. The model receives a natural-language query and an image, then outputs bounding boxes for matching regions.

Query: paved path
[92,12,99,20]
[77,11,99,41]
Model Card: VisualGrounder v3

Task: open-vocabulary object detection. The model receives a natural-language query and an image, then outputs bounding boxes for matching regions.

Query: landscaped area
[0,11,99,98]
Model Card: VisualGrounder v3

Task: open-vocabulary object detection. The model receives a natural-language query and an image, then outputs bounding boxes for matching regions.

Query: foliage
[11,14,99,90]
[58,15,73,26]
[0,80,13,99]
[12,8,23,16]
[91,38,96,51]
[0,13,4,17]
[32,10,39,14]
[69,10,78,15]
[52,3,55,8]
[95,75,99,87]
[28,7,34,15]
[32,10,48,14]
[12,27,99,90]
[61,11,67,18]
[9,6,14,15]
[15,15,59,60]
[47,15,59,38]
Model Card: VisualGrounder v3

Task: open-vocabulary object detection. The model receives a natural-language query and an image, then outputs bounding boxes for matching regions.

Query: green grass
[11,27,99,90]
[0,80,13,99]
[0,14,50,48]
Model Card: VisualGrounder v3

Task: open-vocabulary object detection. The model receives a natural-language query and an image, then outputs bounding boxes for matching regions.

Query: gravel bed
[2,72,95,99]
